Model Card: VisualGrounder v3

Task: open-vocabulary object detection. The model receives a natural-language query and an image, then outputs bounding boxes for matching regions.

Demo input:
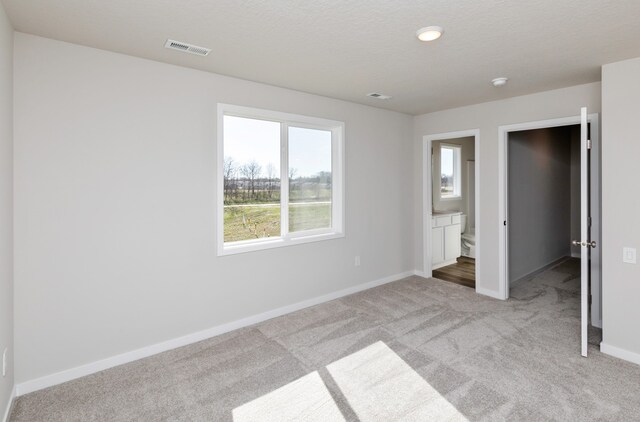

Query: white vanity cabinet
[431,212,461,269]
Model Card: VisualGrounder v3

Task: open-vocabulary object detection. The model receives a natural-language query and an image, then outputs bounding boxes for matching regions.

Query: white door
[575,107,593,357]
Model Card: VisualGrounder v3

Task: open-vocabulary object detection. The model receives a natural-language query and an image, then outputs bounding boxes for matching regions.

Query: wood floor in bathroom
[432,257,475,288]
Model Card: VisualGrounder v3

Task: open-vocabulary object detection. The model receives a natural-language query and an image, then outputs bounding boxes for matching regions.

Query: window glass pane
[223,115,281,243]
[440,147,455,197]
[288,126,332,232]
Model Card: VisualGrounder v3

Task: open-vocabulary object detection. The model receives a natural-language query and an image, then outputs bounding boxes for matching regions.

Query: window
[440,144,461,199]
[218,104,344,255]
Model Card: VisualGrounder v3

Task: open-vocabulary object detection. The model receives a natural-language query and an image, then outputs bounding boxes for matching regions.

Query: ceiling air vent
[366,92,392,100]
[164,39,211,56]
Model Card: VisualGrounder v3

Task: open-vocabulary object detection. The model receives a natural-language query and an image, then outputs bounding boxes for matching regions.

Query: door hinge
[587,139,592,149]
[588,217,592,227]
[504,220,507,226]
[589,294,592,305]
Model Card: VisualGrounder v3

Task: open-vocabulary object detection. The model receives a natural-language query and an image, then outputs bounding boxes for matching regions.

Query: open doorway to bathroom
[422,130,479,290]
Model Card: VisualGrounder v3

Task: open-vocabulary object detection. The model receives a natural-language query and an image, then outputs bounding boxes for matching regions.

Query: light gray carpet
[11,258,640,421]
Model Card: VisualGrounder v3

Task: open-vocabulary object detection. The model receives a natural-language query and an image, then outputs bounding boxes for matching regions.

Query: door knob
[572,240,597,248]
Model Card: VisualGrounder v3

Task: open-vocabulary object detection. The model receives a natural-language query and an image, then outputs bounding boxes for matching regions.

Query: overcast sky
[224,116,331,178]
[441,147,453,176]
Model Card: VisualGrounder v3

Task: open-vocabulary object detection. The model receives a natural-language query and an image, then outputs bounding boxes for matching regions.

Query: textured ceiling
[3,0,640,115]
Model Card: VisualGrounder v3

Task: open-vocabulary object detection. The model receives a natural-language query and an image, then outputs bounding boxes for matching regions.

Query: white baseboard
[510,256,570,286]
[415,269,503,300]
[600,342,640,366]
[475,286,504,300]
[16,270,415,396]
[2,385,16,422]
[432,259,457,270]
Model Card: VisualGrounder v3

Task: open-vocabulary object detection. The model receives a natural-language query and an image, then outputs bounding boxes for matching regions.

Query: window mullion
[280,122,289,239]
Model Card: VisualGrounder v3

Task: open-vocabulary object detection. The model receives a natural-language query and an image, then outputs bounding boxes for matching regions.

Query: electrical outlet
[623,247,637,264]
[2,348,6,377]
[355,256,361,267]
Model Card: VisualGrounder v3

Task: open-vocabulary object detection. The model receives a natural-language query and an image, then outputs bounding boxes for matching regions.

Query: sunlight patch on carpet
[232,371,345,422]
[233,341,467,421]
[327,341,468,421]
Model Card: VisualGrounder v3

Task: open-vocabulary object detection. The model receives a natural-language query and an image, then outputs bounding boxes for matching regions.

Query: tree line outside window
[223,157,332,204]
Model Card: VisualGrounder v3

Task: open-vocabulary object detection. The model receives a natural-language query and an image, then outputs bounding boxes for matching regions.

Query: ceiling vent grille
[366,92,392,100]
[164,39,211,56]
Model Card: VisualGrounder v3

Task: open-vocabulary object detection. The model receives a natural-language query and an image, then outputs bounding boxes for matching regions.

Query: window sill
[218,232,345,256]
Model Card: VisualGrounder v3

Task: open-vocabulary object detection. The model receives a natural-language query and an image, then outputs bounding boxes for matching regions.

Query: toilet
[460,214,476,259]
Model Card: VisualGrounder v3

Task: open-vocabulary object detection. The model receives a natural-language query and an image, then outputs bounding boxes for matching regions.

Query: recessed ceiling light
[416,26,444,42]
[491,77,509,87]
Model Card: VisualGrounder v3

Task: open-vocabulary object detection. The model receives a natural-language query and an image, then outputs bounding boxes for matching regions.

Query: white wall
[431,137,474,216]
[414,83,601,295]
[508,127,572,282]
[0,1,14,418]
[13,33,415,384]
[601,57,640,362]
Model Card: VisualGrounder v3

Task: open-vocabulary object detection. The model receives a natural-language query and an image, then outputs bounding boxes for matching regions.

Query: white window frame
[439,144,462,200]
[217,104,345,256]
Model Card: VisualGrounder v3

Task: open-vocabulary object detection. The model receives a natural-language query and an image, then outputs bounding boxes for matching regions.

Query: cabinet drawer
[434,215,452,227]
[451,214,461,225]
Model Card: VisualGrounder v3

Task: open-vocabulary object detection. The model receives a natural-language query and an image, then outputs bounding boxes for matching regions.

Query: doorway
[508,125,581,285]
[423,130,480,291]
[498,112,602,355]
